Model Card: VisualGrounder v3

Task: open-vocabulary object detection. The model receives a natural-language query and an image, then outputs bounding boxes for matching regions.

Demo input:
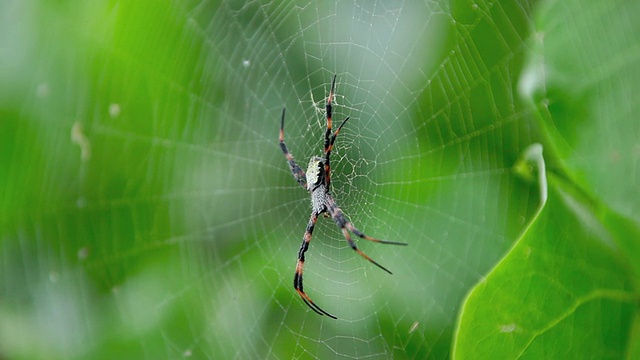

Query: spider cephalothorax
[279,75,407,319]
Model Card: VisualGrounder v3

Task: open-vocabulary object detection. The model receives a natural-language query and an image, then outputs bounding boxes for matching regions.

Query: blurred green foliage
[0,0,638,359]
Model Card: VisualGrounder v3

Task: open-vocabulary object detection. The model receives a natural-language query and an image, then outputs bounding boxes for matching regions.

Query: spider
[279,75,407,319]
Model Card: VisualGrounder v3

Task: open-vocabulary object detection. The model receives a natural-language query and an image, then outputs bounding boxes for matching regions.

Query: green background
[1,0,638,358]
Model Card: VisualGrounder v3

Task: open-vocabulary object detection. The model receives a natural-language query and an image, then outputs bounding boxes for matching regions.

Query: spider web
[1,0,542,359]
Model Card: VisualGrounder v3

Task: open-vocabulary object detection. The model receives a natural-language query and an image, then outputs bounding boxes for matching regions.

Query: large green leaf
[454,154,637,357]
[453,0,640,357]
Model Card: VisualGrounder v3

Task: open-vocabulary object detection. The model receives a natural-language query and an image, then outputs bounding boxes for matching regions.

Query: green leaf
[527,0,640,281]
[454,0,640,357]
[453,167,637,358]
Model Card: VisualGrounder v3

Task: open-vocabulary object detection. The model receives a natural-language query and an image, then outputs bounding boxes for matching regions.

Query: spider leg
[327,197,406,274]
[293,212,337,319]
[340,228,392,274]
[321,75,351,191]
[323,74,337,152]
[279,108,308,189]
[323,75,341,191]
[324,116,349,191]
[345,223,408,246]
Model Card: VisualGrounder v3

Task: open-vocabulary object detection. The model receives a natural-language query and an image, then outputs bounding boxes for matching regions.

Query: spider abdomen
[307,156,329,214]
[310,184,329,214]
[306,157,325,191]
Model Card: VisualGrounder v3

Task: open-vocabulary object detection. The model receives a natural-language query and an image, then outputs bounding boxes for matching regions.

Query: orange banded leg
[340,228,393,275]
[328,198,407,274]
[346,223,408,246]
[293,212,337,319]
[323,74,337,151]
[323,116,349,191]
[279,108,307,189]
[323,75,346,191]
